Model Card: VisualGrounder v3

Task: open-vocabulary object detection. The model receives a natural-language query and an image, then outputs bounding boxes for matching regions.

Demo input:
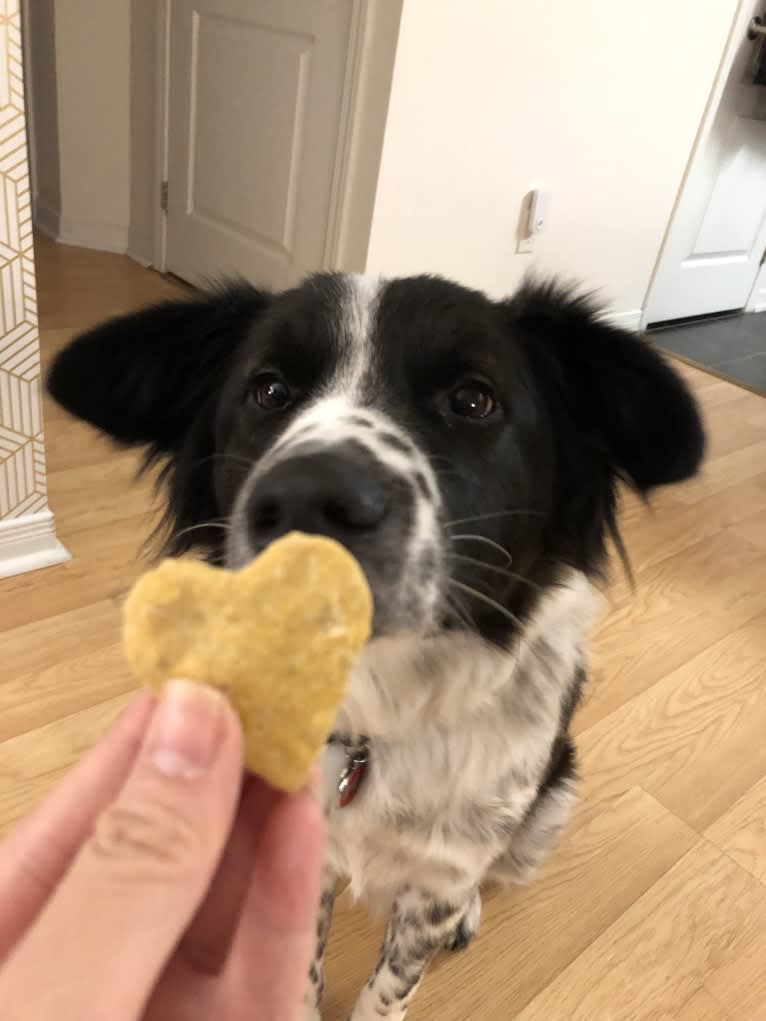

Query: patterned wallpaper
[0,0,48,520]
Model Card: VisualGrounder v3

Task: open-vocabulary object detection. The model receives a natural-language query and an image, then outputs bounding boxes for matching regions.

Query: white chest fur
[319,572,598,906]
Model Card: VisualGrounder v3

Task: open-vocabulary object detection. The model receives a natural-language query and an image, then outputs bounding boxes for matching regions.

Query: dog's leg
[444,889,481,952]
[350,886,477,1021]
[489,774,577,885]
[304,870,337,1020]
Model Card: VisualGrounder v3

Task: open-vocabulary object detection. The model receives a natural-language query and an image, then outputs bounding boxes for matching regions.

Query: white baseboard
[0,509,71,579]
[602,309,643,333]
[56,218,129,255]
[746,301,766,314]
[127,233,154,268]
[33,205,130,256]
[34,196,130,256]
[33,202,60,241]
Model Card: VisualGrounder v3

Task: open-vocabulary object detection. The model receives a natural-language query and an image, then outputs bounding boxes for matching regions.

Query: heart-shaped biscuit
[123,532,372,791]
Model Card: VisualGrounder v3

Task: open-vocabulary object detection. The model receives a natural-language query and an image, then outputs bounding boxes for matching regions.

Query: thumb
[0,680,244,1021]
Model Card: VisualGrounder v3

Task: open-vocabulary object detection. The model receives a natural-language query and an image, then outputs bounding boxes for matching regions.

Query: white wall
[1,0,69,576]
[128,0,158,266]
[24,0,60,236]
[27,0,132,254]
[56,0,131,251]
[365,0,741,319]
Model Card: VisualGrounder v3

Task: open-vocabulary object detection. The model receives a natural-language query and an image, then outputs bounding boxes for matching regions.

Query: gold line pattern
[0,0,48,520]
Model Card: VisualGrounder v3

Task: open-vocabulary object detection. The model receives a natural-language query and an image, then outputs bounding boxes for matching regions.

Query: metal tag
[337,747,369,808]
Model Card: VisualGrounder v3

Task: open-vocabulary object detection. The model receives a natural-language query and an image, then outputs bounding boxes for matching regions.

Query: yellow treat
[123,532,372,791]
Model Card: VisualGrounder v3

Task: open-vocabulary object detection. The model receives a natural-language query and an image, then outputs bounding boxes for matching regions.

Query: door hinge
[160,180,169,213]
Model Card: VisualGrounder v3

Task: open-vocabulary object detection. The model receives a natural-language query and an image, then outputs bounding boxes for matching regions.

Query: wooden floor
[2,235,766,1020]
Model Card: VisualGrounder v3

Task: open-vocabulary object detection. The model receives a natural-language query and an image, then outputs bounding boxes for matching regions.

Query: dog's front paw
[350,988,408,1021]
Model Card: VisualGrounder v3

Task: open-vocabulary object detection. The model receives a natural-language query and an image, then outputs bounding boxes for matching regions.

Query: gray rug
[650,311,766,396]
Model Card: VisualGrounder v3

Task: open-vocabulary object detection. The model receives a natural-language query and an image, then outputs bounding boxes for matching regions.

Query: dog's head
[48,274,704,644]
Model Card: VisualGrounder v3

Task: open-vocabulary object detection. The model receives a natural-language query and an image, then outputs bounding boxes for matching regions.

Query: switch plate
[528,188,549,234]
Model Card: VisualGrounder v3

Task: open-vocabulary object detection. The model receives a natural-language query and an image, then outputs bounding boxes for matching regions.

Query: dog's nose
[247,450,390,547]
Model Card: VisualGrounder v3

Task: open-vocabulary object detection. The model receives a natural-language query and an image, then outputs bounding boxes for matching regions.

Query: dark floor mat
[651,312,766,396]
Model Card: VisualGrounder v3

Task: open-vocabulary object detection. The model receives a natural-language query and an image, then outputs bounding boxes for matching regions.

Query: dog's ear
[47,282,271,451]
[47,282,273,560]
[506,281,705,493]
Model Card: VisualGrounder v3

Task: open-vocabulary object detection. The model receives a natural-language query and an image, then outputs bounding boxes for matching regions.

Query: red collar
[335,742,370,808]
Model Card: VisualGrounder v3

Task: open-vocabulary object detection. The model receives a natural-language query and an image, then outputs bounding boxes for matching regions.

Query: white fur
[321,571,598,906]
[307,572,598,1019]
[226,275,601,1019]
[228,276,444,631]
[339,274,381,391]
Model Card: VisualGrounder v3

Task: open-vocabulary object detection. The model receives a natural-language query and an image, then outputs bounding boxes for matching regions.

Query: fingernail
[148,680,225,779]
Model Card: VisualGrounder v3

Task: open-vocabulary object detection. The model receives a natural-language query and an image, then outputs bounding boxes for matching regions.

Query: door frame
[19,0,38,220]
[641,0,759,328]
[152,0,402,279]
[745,251,766,311]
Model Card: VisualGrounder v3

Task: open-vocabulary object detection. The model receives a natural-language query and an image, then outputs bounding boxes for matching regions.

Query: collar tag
[337,746,369,808]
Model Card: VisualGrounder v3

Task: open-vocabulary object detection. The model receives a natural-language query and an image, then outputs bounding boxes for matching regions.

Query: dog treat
[123,532,372,791]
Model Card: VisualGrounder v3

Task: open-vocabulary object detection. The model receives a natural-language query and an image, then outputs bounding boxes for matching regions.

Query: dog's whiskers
[449,533,513,565]
[449,552,541,591]
[444,589,477,634]
[448,579,524,629]
[174,519,232,541]
[446,509,543,528]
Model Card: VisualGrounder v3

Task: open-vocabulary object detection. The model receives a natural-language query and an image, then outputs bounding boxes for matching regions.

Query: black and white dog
[48,273,704,1020]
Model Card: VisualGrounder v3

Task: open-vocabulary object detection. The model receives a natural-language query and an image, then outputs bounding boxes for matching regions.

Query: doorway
[644,0,766,327]
[645,0,766,395]
[23,0,401,289]
[162,0,399,288]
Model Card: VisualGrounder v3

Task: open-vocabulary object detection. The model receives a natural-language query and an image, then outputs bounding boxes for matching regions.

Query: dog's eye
[248,372,291,411]
[449,380,497,419]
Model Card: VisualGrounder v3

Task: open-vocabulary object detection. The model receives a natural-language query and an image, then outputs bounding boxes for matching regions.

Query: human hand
[0,681,323,1020]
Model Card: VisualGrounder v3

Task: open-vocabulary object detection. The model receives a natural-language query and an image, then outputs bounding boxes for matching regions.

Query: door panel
[646,0,766,324]
[166,0,356,289]
[694,118,766,254]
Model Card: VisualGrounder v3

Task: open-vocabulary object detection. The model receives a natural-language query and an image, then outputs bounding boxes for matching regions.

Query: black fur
[47,273,705,645]
[46,271,705,1020]
[47,282,272,557]
[507,281,705,582]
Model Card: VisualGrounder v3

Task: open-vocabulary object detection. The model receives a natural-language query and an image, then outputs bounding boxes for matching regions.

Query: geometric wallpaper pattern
[0,0,48,520]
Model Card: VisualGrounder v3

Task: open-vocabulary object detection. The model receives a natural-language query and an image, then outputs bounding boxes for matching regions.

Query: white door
[645,0,766,325]
[165,0,357,289]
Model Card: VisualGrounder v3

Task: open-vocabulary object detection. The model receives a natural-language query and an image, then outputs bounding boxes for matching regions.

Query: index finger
[0,689,156,959]
[224,780,324,1014]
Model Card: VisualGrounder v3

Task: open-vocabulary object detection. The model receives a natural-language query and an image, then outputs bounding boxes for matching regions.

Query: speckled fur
[303,573,594,1020]
[47,272,705,1021]
[229,281,597,1020]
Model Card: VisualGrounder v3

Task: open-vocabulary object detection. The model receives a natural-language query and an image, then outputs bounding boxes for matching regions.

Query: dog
[47,272,705,1020]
